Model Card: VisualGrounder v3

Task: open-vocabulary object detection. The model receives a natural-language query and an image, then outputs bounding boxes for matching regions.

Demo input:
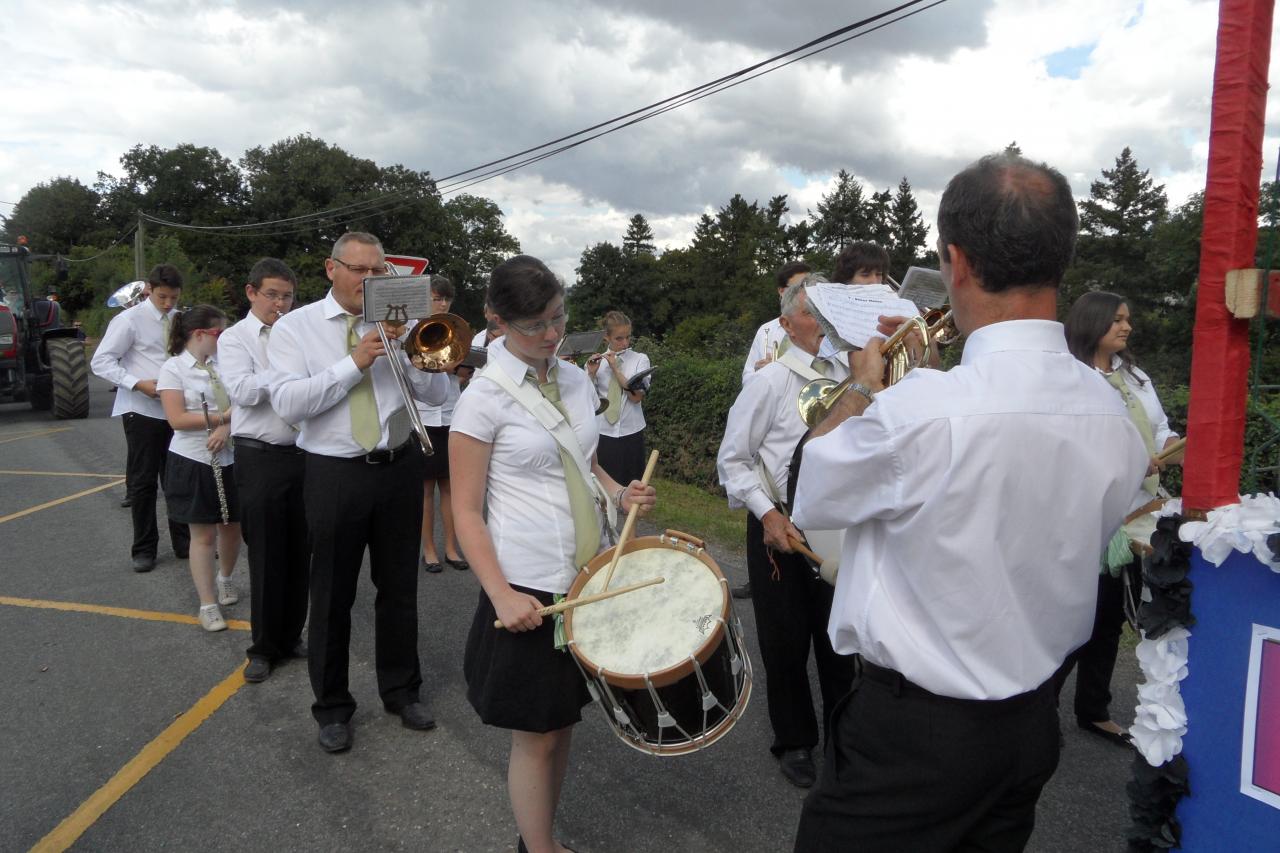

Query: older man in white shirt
[91,264,190,572]
[718,281,857,789]
[790,154,1149,853]
[269,232,449,754]
[219,258,309,684]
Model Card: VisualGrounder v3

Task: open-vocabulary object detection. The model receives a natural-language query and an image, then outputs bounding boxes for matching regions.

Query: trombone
[797,309,958,428]
[377,312,473,456]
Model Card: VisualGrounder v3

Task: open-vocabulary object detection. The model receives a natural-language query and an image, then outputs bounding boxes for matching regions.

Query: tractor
[0,241,90,418]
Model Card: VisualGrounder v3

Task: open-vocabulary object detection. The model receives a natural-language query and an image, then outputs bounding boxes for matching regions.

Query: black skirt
[422,425,451,479]
[596,429,646,486]
[464,585,592,732]
[163,451,240,525]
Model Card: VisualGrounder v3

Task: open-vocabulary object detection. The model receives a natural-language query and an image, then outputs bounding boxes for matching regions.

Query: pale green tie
[775,335,791,359]
[604,366,622,425]
[1105,370,1158,496]
[812,357,831,377]
[194,361,231,414]
[161,312,171,345]
[346,315,381,452]
[538,372,601,568]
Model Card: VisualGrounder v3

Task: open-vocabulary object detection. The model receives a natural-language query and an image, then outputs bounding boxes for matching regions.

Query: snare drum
[565,530,753,756]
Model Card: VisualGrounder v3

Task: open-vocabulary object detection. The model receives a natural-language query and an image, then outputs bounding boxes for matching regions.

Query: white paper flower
[1177,494,1280,570]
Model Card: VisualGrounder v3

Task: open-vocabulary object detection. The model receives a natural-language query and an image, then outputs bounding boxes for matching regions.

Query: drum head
[567,534,728,690]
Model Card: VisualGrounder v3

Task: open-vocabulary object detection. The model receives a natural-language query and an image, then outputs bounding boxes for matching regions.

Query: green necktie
[812,356,831,377]
[194,361,232,414]
[346,315,381,452]
[1105,370,1159,495]
[161,312,171,344]
[604,365,622,425]
[775,335,791,359]
[538,371,601,568]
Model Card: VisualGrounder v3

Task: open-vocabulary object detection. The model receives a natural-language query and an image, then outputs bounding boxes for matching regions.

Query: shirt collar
[960,319,1068,365]
[488,336,559,386]
[141,299,166,322]
[176,349,200,369]
[240,310,267,335]
[321,290,353,321]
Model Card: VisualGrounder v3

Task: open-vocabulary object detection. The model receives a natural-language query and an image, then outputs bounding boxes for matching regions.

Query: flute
[200,394,231,525]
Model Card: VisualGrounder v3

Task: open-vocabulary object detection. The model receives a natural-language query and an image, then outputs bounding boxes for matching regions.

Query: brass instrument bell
[404,312,473,372]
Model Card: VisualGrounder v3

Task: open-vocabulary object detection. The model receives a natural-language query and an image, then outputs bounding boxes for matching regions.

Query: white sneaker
[216,574,239,606]
[199,605,227,632]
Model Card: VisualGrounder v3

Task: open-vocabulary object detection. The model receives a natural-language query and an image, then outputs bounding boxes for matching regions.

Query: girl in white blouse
[1059,291,1183,747]
[451,256,655,853]
[158,305,243,633]
[588,310,651,487]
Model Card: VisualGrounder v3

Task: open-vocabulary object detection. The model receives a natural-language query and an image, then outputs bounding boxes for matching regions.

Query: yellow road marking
[0,426,71,444]
[0,469,125,478]
[30,664,247,853]
[0,479,125,524]
[0,596,251,632]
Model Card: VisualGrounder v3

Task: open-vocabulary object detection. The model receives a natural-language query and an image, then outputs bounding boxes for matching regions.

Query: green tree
[2,177,104,253]
[888,177,929,274]
[568,241,628,328]
[865,188,895,260]
[622,214,656,256]
[433,194,522,321]
[811,170,869,254]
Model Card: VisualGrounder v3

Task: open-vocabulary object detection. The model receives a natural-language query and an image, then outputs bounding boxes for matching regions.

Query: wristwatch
[848,383,875,405]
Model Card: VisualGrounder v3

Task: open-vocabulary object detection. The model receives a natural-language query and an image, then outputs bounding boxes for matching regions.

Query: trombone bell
[797,377,843,428]
[405,312,473,372]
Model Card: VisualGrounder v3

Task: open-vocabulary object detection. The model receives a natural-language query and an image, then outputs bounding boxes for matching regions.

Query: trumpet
[797,309,957,428]
[377,312,473,456]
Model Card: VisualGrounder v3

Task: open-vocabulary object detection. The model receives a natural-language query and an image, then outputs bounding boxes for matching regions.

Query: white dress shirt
[592,348,651,438]
[267,291,448,458]
[218,312,298,446]
[450,337,602,595]
[91,299,180,419]
[742,317,788,384]
[471,329,489,349]
[718,349,848,522]
[793,320,1149,700]
[156,351,234,466]
[416,374,461,427]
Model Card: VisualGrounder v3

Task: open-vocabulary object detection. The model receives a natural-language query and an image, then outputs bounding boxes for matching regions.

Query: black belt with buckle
[361,438,414,465]
[235,437,303,455]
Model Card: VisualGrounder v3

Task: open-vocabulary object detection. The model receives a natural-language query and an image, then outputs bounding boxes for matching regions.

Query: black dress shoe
[778,748,816,788]
[318,722,352,753]
[132,556,156,573]
[732,581,752,599]
[120,497,132,508]
[446,557,470,571]
[421,555,443,574]
[1077,719,1134,748]
[394,702,437,731]
[243,658,271,683]
[174,549,190,560]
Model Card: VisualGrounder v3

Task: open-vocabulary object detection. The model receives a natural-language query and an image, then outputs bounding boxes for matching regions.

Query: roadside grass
[647,476,746,558]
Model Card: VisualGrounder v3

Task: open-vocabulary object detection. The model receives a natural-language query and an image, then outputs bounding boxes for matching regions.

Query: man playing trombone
[268,232,449,754]
[791,154,1148,852]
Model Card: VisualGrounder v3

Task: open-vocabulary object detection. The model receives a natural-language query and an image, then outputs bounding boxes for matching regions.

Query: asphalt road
[1,373,1140,852]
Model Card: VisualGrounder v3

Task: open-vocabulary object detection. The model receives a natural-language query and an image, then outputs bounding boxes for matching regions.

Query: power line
[139,0,943,236]
[63,224,139,263]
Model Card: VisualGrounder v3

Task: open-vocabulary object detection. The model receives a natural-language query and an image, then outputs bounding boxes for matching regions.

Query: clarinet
[200,394,231,525]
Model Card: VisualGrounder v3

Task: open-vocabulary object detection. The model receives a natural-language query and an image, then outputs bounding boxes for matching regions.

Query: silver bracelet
[614,487,626,509]
[848,383,875,404]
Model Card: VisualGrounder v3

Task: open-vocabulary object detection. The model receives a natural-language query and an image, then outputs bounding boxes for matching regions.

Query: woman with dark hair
[451,255,656,853]
[157,304,242,632]
[1058,291,1183,746]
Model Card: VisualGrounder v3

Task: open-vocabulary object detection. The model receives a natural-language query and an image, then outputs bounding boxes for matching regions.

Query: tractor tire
[48,337,90,419]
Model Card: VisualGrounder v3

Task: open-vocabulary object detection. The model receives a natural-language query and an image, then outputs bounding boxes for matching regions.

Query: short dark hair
[486,255,564,322]
[430,275,455,300]
[831,242,889,283]
[247,258,297,289]
[774,261,812,291]
[1064,290,1143,385]
[167,304,228,356]
[937,153,1078,293]
[148,263,183,290]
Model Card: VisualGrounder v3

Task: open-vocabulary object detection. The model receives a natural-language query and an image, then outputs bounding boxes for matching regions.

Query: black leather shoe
[318,722,352,753]
[446,557,470,571]
[778,748,816,788]
[732,582,752,599]
[1077,719,1134,748]
[132,556,156,573]
[421,556,443,574]
[243,658,271,683]
[394,702,437,731]
[120,497,132,508]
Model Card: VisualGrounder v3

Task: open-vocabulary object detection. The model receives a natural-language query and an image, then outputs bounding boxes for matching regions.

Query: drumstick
[785,534,823,564]
[602,450,660,590]
[1155,437,1187,463]
[492,576,664,629]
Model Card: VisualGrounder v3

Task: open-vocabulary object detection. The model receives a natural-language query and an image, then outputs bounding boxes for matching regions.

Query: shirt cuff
[746,491,777,522]
[123,373,142,390]
[332,355,364,389]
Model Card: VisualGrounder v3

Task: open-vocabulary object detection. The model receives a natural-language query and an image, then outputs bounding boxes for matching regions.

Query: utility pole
[133,211,146,281]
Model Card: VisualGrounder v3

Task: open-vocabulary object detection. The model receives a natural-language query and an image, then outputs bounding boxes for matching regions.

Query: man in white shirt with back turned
[791,153,1148,852]
[269,232,449,754]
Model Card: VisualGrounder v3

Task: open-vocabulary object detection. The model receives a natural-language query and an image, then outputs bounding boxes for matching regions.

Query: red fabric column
[1183,0,1274,511]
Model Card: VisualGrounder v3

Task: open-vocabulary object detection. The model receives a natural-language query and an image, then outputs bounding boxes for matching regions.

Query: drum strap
[479,361,618,533]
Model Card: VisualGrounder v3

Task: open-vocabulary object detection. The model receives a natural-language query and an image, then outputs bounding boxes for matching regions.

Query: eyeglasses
[331,258,390,277]
[508,311,569,337]
[198,328,223,339]
[251,287,294,303]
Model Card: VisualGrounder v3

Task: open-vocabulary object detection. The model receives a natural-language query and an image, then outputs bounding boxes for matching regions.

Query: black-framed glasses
[508,310,569,337]
[332,258,390,277]
[250,286,295,303]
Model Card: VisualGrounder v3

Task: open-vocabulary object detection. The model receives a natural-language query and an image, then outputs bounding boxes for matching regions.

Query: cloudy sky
[3,0,1278,281]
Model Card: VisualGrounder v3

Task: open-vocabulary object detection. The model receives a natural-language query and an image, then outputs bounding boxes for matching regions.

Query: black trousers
[745,513,856,754]
[235,443,310,663]
[304,445,425,725]
[795,663,1061,853]
[123,412,189,559]
[1053,567,1128,724]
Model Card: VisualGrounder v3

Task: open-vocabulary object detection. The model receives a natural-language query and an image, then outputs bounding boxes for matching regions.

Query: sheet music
[897,267,948,310]
[805,283,921,350]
